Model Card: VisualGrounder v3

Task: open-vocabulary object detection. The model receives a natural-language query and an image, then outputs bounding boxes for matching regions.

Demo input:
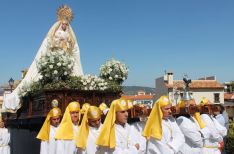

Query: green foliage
[105,81,122,92]
[122,86,155,95]
[225,121,234,153]
[230,81,234,91]
[19,76,122,98]
[19,58,127,98]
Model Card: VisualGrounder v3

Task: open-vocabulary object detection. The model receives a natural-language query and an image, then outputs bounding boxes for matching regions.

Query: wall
[192,89,224,104]
[169,89,224,104]
[155,77,168,100]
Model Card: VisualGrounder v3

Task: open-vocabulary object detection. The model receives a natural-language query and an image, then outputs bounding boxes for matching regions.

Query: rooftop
[165,80,224,89]
[224,93,234,100]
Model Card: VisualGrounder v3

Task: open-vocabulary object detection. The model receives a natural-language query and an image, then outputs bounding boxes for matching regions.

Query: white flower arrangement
[100,58,128,84]
[18,82,31,98]
[80,74,108,91]
[37,48,74,82]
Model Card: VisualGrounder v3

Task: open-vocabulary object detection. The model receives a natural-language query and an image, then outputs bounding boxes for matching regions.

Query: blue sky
[0,0,233,87]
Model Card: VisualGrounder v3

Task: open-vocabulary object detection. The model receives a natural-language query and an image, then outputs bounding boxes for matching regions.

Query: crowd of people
[34,95,228,154]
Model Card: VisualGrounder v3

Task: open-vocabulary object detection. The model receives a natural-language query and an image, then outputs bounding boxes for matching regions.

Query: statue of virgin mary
[3,5,83,112]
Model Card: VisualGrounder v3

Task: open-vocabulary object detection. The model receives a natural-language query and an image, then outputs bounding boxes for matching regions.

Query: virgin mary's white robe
[0,128,10,154]
[56,124,79,154]
[3,21,83,112]
[40,125,58,154]
[147,117,185,154]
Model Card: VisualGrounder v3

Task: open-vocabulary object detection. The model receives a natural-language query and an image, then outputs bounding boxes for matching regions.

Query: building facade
[121,90,154,108]
[155,72,224,105]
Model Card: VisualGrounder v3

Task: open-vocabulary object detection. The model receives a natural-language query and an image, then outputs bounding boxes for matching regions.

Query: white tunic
[147,118,185,154]
[222,111,229,129]
[177,116,210,154]
[215,114,225,128]
[56,124,79,154]
[40,125,58,154]
[201,114,227,154]
[97,123,139,154]
[77,125,102,154]
[0,128,10,154]
[131,121,147,154]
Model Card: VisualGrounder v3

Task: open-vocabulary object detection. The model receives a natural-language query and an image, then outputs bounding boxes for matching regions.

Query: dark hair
[220,104,225,113]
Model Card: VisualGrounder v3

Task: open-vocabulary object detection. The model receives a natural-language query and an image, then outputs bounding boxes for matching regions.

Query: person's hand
[135,143,140,150]
[219,141,224,152]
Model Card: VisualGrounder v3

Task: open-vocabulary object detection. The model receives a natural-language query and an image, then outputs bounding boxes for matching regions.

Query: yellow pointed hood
[81,103,91,114]
[96,99,129,148]
[55,101,80,140]
[143,96,171,140]
[192,97,209,129]
[37,107,62,141]
[200,97,210,106]
[194,112,206,129]
[99,102,108,112]
[76,106,102,149]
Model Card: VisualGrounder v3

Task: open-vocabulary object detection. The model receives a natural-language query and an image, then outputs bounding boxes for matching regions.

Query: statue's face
[61,23,67,31]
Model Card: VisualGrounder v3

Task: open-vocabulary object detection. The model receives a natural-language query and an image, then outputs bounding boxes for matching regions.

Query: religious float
[2,5,128,154]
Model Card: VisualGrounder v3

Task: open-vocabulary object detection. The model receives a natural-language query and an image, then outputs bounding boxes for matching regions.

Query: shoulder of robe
[176,116,190,125]
[200,114,210,120]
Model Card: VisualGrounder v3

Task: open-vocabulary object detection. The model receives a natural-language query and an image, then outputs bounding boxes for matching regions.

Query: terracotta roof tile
[165,80,224,89]
[224,93,234,100]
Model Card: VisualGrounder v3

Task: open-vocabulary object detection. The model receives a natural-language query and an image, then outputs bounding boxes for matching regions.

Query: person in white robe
[215,113,226,128]
[214,104,229,154]
[3,5,83,112]
[0,117,10,154]
[199,98,227,154]
[222,109,229,130]
[37,106,62,154]
[131,104,148,154]
[96,99,141,154]
[214,104,229,129]
[55,101,80,154]
[143,96,185,154]
[176,99,210,154]
[76,106,103,154]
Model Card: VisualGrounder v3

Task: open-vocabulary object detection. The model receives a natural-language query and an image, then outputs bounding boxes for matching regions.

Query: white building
[155,72,224,104]
[0,89,3,110]
[121,90,154,108]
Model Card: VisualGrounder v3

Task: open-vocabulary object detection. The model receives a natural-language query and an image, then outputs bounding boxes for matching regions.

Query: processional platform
[6,89,121,121]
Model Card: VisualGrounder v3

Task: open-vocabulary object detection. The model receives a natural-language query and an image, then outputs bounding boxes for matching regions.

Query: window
[214,93,220,103]
[180,92,183,98]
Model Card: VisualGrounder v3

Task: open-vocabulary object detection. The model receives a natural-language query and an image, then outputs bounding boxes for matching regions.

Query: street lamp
[8,77,14,93]
[174,90,180,105]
